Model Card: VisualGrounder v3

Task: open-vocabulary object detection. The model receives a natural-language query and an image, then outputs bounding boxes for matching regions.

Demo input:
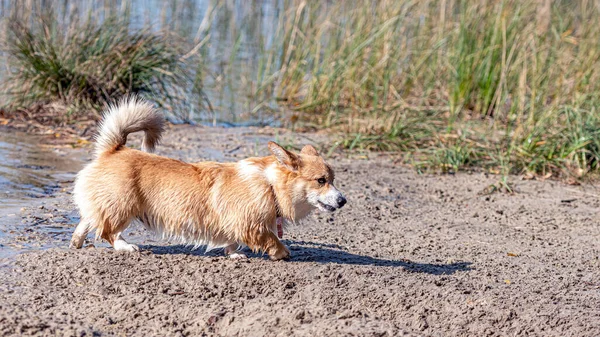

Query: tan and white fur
[70,97,346,260]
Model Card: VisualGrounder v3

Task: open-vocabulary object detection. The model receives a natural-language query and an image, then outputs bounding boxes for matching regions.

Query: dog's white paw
[114,240,139,252]
[228,252,247,259]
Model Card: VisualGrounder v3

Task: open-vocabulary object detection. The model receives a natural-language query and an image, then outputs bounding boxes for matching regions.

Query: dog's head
[268,141,346,212]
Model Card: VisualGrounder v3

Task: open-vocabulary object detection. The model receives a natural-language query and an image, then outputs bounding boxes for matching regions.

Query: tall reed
[262,0,600,178]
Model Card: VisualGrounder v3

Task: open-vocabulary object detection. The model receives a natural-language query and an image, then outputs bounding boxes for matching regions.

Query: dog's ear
[300,144,319,156]
[268,141,299,171]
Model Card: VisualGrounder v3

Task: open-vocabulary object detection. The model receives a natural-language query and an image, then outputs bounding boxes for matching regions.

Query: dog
[69,97,346,260]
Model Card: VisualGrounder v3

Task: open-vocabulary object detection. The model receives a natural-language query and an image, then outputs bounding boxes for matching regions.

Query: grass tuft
[2,17,193,122]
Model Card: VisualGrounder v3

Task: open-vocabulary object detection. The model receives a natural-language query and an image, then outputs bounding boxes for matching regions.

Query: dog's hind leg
[100,218,139,252]
[70,218,94,249]
[225,243,247,259]
[112,232,139,252]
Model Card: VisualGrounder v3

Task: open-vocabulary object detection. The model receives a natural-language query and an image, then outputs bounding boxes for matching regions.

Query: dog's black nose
[337,196,347,207]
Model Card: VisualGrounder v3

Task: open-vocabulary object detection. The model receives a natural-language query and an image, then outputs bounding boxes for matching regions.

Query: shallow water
[0,130,86,258]
[0,132,80,205]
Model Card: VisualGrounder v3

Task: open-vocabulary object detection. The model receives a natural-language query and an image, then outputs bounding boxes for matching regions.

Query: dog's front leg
[248,230,290,261]
[265,232,290,260]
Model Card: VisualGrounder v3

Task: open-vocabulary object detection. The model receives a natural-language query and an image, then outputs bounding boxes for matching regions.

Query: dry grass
[258,0,600,179]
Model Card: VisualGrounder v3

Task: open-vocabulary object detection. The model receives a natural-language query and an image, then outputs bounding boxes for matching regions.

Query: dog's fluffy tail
[94,97,165,158]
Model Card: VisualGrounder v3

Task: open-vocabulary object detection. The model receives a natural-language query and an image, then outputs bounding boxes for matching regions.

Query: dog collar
[276,217,284,238]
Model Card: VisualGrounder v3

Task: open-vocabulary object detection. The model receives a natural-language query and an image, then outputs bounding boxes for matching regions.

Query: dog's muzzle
[318,187,347,212]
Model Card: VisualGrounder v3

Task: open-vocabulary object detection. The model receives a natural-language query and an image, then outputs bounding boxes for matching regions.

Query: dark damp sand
[1,125,599,336]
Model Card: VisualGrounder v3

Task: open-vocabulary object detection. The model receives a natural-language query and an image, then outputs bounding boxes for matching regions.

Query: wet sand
[1,125,599,336]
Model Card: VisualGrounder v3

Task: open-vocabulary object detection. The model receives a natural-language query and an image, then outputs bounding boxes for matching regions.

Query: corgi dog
[70,97,346,260]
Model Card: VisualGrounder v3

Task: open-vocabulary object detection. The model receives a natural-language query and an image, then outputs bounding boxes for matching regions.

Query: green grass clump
[2,18,191,121]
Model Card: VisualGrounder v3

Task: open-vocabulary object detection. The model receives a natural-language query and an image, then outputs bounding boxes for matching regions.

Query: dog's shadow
[140,240,471,275]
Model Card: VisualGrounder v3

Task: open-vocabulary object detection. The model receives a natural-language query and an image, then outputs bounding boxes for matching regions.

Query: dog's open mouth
[318,201,337,212]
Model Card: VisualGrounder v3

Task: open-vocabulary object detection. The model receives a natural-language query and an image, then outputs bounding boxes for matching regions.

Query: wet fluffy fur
[70,97,346,260]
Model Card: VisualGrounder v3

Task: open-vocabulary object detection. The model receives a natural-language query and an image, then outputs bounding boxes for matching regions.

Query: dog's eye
[317,177,326,184]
